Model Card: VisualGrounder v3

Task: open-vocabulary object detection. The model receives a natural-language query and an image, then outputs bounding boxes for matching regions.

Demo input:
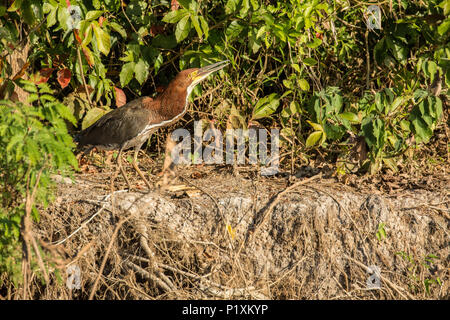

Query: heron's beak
[193,60,229,83]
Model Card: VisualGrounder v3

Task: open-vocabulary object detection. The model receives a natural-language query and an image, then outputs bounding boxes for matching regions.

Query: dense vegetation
[0,0,448,296]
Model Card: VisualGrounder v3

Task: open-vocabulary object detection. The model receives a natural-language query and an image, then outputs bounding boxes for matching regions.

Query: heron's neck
[158,83,195,120]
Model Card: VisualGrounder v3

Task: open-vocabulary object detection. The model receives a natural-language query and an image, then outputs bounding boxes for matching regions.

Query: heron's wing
[77,97,156,148]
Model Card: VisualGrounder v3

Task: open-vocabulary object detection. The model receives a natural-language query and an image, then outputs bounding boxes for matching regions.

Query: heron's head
[174,60,229,95]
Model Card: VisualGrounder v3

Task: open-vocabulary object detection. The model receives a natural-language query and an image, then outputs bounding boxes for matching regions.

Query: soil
[38,156,449,300]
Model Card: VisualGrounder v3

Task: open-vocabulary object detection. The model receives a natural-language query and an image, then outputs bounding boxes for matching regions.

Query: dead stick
[76,46,93,107]
[245,173,322,245]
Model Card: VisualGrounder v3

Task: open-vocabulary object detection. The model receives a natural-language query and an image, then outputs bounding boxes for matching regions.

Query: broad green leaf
[390,96,403,113]
[175,15,191,42]
[307,120,323,132]
[422,60,438,84]
[93,23,111,55]
[303,57,317,66]
[120,62,135,87]
[82,107,110,130]
[162,9,188,23]
[400,120,411,132]
[82,24,93,47]
[226,20,244,39]
[154,53,163,74]
[283,79,293,89]
[178,0,192,8]
[411,115,432,143]
[110,21,127,38]
[191,15,202,38]
[307,37,322,49]
[298,79,310,91]
[339,112,359,123]
[85,10,103,21]
[199,16,209,39]
[306,131,323,147]
[290,101,301,114]
[291,63,301,73]
[46,6,57,27]
[437,18,450,36]
[252,93,280,119]
[135,59,149,85]
[439,0,450,15]
[225,0,240,14]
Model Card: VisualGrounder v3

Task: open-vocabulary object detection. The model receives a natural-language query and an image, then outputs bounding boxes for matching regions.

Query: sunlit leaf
[120,62,135,87]
[92,23,111,55]
[306,131,323,147]
[114,87,126,107]
[57,69,71,89]
[175,15,191,42]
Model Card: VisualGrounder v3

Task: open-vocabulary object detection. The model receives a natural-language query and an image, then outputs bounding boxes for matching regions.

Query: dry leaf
[57,68,71,89]
[114,87,126,107]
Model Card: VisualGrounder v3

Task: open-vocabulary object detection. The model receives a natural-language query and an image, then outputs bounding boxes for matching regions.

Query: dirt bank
[40,165,448,299]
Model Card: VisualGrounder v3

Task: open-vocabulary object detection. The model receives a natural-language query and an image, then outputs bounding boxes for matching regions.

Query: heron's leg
[131,145,153,190]
[117,147,132,190]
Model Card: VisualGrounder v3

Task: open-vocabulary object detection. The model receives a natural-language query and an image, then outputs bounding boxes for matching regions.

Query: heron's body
[76,61,228,189]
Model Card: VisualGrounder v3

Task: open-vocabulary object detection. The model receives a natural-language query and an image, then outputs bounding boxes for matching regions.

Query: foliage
[1,0,448,174]
[0,81,77,285]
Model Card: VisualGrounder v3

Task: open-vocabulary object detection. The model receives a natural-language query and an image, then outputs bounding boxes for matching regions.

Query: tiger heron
[76,60,229,189]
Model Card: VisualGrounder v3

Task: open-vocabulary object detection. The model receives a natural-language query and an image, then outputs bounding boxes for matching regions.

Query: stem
[76,46,93,107]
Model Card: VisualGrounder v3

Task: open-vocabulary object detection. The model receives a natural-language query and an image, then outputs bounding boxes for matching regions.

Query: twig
[364,29,370,91]
[123,261,174,293]
[52,190,127,245]
[343,254,415,300]
[245,173,322,245]
[22,165,47,298]
[88,215,130,300]
[76,46,93,107]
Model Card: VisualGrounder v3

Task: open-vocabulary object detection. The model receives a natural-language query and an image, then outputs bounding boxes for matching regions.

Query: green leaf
[134,59,149,85]
[110,21,127,38]
[225,0,240,14]
[283,79,292,89]
[92,23,111,55]
[439,0,450,15]
[390,96,404,113]
[82,24,93,47]
[422,60,438,84]
[303,57,317,66]
[437,18,450,35]
[411,115,432,143]
[307,120,323,132]
[82,107,110,130]
[298,79,310,91]
[191,15,202,38]
[291,63,301,73]
[226,20,244,39]
[199,16,209,39]
[307,37,322,49]
[178,0,192,8]
[85,10,103,21]
[339,112,359,123]
[120,62,135,87]
[46,6,57,27]
[162,9,188,23]
[175,15,191,42]
[306,131,324,147]
[152,34,177,49]
[252,93,280,119]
